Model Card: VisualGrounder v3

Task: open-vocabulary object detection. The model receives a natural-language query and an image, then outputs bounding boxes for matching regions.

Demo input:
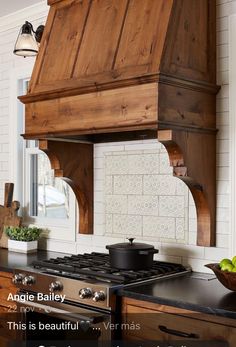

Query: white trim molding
[229,15,236,257]
[9,65,77,243]
[9,65,34,199]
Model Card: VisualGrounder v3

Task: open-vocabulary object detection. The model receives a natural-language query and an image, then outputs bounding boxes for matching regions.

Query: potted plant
[4,226,43,253]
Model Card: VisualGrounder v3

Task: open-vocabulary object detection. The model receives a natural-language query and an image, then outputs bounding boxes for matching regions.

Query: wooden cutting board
[0,183,22,248]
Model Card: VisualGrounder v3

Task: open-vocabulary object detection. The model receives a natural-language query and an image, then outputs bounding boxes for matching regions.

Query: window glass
[29,153,70,219]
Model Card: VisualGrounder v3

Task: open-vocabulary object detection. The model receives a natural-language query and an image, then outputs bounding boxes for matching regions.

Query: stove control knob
[93,291,106,302]
[22,275,35,286]
[12,273,24,284]
[49,281,63,293]
[79,288,93,299]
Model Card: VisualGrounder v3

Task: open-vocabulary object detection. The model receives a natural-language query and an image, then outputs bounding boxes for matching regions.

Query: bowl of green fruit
[205,257,236,291]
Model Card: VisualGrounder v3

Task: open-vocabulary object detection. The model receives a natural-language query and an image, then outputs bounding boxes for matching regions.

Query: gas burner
[32,252,189,285]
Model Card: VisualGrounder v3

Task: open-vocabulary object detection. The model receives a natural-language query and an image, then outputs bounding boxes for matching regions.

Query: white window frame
[9,65,76,242]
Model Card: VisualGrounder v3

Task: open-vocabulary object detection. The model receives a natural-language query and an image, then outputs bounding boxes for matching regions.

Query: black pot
[106,238,159,270]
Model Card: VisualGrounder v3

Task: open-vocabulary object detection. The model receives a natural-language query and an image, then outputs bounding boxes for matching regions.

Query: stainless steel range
[12,252,191,345]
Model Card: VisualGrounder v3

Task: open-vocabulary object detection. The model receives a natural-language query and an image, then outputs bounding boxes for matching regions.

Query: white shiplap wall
[0,0,234,271]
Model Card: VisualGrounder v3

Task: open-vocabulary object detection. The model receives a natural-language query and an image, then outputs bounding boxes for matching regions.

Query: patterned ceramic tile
[176,179,188,195]
[175,218,185,240]
[105,214,113,234]
[159,196,185,217]
[128,195,159,216]
[143,216,175,238]
[104,149,188,244]
[143,175,177,195]
[106,195,127,214]
[105,155,128,175]
[113,214,142,235]
[105,175,113,194]
[114,175,142,195]
[128,154,159,174]
[159,153,172,174]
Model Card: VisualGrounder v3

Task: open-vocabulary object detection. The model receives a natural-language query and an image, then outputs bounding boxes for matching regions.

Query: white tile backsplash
[104,149,189,243]
[112,214,142,236]
[159,153,173,174]
[143,216,175,239]
[128,195,159,216]
[143,175,177,195]
[105,155,128,175]
[105,175,113,194]
[114,175,142,195]
[106,195,128,214]
[175,218,186,240]
[159,196,185,218]
[128,154,160,174]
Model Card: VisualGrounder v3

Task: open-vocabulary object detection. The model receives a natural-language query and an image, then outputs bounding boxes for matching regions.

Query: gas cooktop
[32,252,190,284]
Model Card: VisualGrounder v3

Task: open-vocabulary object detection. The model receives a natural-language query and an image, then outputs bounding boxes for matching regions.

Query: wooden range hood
[19,0,219,246]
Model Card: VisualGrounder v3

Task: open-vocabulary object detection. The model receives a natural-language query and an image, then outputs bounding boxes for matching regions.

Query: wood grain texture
[161,0,216,83]
[0,184,22,248]
[21,73,218,104]
[29,0,173,95]
[39,0,91,84]
[122,297,236,345]
[0,272,12,279]
[25,83,157,137]
[0,272,20,341]
[115,0,172,71]
[48,0,64,5]
[158,129,216,246]
[73,0,128,77]
[0,276,17,308]
[158,83,216,129]
[39,140,93,234]
[28,0,216,95]
[122,297,236,327]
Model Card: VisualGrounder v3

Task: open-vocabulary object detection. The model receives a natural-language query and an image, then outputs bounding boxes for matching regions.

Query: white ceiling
[0,0,42,17]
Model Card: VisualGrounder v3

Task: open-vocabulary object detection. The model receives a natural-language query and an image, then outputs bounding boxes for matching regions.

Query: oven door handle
[16,300,106,324]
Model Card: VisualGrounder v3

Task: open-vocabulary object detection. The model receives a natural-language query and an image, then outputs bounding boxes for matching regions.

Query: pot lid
[106,238,155,251]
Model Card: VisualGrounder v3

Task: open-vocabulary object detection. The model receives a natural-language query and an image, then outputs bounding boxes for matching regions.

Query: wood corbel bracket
[158,129,216,247]
[39,139,93,234]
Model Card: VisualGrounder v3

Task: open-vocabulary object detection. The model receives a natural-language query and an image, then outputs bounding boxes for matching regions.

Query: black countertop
[0,248,69,273]
[119,272,236,320]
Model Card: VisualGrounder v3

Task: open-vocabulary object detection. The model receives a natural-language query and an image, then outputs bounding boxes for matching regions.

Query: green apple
[220,258,232,269]
[221,263,234,272]
[232,256,236,267]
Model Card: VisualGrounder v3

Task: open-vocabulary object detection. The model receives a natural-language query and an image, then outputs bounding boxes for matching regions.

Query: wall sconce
[13,21,44,58]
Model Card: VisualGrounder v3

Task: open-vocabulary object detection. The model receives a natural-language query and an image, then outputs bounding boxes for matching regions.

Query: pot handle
[127,238,135,244]
[139,249,159,255]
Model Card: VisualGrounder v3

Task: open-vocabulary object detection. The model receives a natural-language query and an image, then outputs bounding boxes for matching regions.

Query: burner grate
[32,252,188,284]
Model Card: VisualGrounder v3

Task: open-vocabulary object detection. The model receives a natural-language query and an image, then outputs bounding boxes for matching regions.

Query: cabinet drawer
[0,336,11,347]
[0,306,21,339]
[0,275,17,308]
[123,304,236,345]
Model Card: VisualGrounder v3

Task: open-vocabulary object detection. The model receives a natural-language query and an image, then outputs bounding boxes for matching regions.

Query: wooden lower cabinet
[0,271,17,309]
[0,271,21,342]
[122,297,236,346]
[0,337,11,347]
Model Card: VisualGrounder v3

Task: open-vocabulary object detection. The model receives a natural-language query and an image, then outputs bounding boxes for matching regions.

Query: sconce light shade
[13,21,44,58]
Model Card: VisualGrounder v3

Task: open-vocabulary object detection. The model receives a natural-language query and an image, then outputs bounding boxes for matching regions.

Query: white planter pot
[8,240,38,253]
